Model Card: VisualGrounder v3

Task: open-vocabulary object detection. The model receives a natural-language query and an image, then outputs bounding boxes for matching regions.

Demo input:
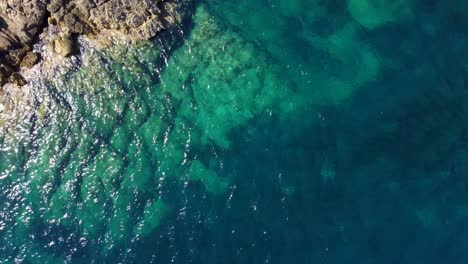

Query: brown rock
[53,35,75,57]
[63,13,77,27]
[47,2,61,13]
[0,0,190,86]
[8,72,27,86]
[20,51,41,68]
[4,48,28,67]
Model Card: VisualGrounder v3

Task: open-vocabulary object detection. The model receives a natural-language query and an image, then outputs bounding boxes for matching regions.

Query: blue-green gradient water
[1,0,468,263]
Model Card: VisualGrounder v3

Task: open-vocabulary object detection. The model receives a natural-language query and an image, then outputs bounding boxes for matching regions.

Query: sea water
[1,0,468,263]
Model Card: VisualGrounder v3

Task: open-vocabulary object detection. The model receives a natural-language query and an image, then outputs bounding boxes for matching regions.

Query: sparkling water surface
[1,0,468,263]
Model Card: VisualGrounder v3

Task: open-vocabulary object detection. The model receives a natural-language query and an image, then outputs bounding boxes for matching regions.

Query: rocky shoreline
[0,0,185,86]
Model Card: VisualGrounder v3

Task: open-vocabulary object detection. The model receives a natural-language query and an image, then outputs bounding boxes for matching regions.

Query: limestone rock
[0,0,47,76]
[0,0,190,86]
[8,72,27,86]
[20,51,41,68]
[53,35,75,57]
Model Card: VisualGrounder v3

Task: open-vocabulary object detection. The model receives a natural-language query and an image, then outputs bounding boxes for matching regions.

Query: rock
[0,72,5,86]
[0,65,13,77]
[0,0,191,86]
[0,0,47,72]
[8,72,27,86]
[20,51,41,68]
[63,13,77,27]
[48,0,182,38]
[47,2,61,13]
[4,48,28,67]
[53,35,75,57]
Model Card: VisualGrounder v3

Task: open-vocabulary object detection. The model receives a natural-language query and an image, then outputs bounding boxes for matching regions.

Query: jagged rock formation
[0,0,183,86]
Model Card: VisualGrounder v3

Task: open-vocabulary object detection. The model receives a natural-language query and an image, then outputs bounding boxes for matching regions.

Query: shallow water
[1,1,468,263]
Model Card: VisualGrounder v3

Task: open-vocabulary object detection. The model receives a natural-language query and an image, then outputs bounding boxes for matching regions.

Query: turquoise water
[1,0,468,263]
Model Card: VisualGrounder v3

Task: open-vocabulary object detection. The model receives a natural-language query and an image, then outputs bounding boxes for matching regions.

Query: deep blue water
[1,0,468,263]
